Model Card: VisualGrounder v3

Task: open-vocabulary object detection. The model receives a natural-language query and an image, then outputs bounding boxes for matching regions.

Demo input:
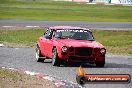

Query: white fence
[111,0,132,4]
[54,0,132,4]
[91,0,132,4]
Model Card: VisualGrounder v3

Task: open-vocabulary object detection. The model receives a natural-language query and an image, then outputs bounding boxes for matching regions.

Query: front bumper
[59,55,105,63]
[58,47,106,63]
[68,56,95,63]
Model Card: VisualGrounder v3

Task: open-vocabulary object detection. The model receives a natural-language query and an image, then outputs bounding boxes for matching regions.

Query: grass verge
[0,28,44,47]
[93,30,132,54]
[0,28,132,54]
[0,68,55,88]
[0,0,132,21]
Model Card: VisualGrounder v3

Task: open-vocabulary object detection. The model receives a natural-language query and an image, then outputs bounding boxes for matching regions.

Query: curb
[1,66,83,88]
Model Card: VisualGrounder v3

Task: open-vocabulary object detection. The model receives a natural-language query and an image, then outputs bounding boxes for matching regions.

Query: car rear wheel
[36,46,45,62]
[96,61,105,67]
[52,48,60,66]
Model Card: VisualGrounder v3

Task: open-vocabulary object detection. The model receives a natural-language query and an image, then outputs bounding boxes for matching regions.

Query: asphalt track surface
[0,20,132,30]
[0,47,132,88]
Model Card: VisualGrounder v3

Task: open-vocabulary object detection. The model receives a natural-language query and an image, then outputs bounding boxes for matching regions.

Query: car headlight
[100,48,106,54]
[62,46,68,53]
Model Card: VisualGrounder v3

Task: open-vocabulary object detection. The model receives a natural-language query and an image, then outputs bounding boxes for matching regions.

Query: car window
[54,29,94,41]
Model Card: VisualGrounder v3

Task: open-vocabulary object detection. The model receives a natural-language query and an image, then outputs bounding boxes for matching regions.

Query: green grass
[93,30,132,54]
[0,67,55,88]
[0,28,44,47]
[0,68,22,81]
[0,0,132,21]
[0,28,132,54]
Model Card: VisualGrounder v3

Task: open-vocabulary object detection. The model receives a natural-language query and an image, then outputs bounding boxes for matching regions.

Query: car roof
[49,26,90,31]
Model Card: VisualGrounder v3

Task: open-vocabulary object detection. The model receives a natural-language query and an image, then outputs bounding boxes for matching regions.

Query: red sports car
[36,26,106,67]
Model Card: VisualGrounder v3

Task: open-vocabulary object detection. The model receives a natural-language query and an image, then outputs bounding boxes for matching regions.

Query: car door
[41,29,53,57]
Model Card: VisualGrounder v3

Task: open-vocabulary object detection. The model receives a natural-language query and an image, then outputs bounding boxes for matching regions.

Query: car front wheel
[36,46,45,62]
[52,48,60,66]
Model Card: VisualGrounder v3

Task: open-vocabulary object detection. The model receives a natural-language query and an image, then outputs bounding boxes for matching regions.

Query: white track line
[1,26,40,28]
[26,26,40,28]
[2,26,16,28]
[0,44,4,47]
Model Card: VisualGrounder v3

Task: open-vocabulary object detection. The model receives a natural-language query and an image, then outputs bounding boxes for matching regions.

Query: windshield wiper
[87,39,95,41]
[75,38,84,40]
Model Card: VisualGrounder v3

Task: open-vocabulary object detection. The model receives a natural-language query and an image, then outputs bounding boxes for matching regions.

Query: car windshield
[54,29,94,41]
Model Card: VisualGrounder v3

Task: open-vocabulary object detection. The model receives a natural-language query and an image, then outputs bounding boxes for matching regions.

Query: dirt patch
[0,68,56,88]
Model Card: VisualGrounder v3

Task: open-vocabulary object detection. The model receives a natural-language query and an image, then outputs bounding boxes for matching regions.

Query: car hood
[56,39,104,48]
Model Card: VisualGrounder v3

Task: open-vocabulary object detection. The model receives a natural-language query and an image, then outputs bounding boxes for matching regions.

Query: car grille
[75,47,92,56]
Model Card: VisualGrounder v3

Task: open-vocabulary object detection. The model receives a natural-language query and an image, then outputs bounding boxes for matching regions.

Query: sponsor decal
[57,29,88,32]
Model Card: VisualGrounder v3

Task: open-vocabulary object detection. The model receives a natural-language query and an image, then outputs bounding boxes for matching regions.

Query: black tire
[52,48,60,66]
[96,61,105,67]
[63,61,70,67]
[36,46,45,62]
